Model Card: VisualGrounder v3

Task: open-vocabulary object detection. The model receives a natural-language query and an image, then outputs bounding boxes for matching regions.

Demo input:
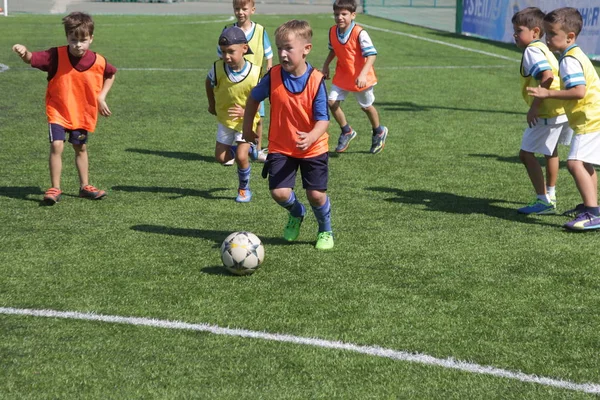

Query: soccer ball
[220,231,264,275]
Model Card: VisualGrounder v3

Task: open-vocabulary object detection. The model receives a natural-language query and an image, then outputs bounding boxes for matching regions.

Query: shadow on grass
[469,153,569,169]
[376,101,522,116]
[366,187,558,226]
[112,185,231,200]
[0,186,44,203]
[125,148,214,163]
[131,224,307,247]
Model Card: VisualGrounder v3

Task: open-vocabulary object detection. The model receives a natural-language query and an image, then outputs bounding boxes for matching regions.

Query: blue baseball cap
[218,26,254,54]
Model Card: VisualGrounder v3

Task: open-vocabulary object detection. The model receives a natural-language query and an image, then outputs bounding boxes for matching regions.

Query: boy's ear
[303,42,312,55]
[89,35,94,44]
[566,31,576,43]
[532,26,541,38]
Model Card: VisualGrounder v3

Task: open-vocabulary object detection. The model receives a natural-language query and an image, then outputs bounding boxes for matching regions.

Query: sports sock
[312,196,332,233]
[536,194,551,203]
[547,186,556,198]
[278,191,305,218]
[237,167,250,190]
[341,124,352,134]
[372,126,383,135]
[585,206,600,216]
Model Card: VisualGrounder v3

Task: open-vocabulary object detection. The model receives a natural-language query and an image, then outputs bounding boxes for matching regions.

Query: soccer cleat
[315,231,334,250]
[370,126,388,154]
[235,189,252,203]
[517,199,556,215]
[43,187,62,205]
[249,143,259,161]
[563,211,600,231]
[79,185,106,200]
[283,214,304,241]
[562,203,585,217]
[335,130,357,153]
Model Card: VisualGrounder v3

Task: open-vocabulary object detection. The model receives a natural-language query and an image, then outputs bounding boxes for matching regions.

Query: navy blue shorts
[266,152,329,191]
[48,123,89,145]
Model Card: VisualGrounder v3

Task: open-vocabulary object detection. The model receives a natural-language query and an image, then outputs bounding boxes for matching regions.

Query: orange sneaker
[43,187,62,205]
[79,185,106,200]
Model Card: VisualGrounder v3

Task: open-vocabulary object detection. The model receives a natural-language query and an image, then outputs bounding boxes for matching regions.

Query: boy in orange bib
[321,0,388,154]
[13,12,116,205]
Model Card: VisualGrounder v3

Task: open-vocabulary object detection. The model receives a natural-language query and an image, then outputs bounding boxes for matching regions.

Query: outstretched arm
[12,44,32,64]
[527,84,586,101]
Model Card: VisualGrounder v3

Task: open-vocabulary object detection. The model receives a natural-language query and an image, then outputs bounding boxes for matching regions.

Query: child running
[206,26,262,203]
[321,0,388,154]
[528,7,600,230]
[512,7,572,215]
[242,20,334,250]
[12,12,116,205]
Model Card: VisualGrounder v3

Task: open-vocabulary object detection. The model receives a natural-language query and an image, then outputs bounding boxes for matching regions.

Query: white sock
[537,194,551,203]
[547,186,556,198]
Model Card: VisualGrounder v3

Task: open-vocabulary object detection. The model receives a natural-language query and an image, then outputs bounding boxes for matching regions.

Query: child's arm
[321,50,336,79]
[527,84,586,101]
[526,69,553,127]
[266,57,272,71]
[205,77,216,116]
[98,75,115,117]
[356,55,376,88]
[12,44,32,64]
[242,96,260,142]
[296,120,329,152]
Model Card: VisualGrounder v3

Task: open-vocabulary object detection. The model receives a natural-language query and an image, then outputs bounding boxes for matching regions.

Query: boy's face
[66,32,93,58]
[334,9,356,31]
[512,24,539,49]
[220,43,248,70]
[233,3,255,25]
[276,33,311,75]
[543,21,573,53]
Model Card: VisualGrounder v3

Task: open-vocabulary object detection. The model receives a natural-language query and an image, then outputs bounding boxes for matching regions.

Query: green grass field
[1,12,600,399]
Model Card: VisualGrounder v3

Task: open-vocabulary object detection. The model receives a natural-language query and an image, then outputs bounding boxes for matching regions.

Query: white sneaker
[257,149,268,163]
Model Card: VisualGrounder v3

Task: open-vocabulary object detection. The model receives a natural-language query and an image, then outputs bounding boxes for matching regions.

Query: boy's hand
[527,104,539,127]
[295,131,316,151]
[242,130,257,143]
[12,44,27,57]
[228,104,244,120]
[526,86,549,99]
[207,105,216,115]
[356,73,367,88]
[321,65,330,79]
[98,97,111,117]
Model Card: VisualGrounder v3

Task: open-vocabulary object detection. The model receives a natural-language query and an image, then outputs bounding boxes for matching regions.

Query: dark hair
[274,19,312,43]
[333,0,357,13]
[62,12,94,38]
[544,7,583,37]
[511,7,545,34]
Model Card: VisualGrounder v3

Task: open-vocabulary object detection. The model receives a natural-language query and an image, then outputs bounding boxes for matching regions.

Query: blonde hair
[274,20,313,43]
[233,0,254,7]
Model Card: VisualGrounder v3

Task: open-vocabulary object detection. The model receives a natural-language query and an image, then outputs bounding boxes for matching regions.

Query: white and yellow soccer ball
[220,231,264,275]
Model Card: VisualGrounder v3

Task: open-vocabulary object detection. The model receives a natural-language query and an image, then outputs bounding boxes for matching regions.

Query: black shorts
[267,152,329,191]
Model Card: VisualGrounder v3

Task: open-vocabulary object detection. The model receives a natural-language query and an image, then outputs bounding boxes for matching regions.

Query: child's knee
[328,100,340,110]
[306,189,326,206]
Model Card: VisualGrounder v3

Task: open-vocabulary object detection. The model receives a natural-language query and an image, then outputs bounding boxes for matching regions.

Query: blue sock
[278,191,305,218]
[237,166,250,190]
[373,126,383,135]
[586,206,600,216]
[341,124,352,134]
[312,196,332,233]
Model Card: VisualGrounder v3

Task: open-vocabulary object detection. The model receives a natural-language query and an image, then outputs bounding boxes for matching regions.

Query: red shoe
[43,188,62,205]
[79,185,106,200]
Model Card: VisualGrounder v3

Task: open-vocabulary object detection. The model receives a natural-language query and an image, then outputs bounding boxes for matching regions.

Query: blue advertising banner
[461,0,600,60]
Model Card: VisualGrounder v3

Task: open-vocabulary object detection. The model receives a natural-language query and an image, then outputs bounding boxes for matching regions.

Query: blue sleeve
[250,72,271,102]
[313,79,329,121]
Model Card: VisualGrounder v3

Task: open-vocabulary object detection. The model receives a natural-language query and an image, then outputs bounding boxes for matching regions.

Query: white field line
[0,63,9,72]
[1,307,599,394]
[360,23,520,63]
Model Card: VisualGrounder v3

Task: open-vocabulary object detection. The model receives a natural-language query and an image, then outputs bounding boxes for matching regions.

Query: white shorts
[328,84,376,108]
[568,130,600,165]
[216,123,246,146]
[520,115,573,156]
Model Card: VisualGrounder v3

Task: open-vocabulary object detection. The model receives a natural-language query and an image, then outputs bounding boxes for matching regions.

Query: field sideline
[1,11,600,399]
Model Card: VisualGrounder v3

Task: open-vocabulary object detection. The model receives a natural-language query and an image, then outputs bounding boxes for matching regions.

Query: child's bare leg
[236,142,250,170]
[73,143,89,188]
[544,147,559,189]
[306,189,327,207]
[568,160,598,207]
[361,104,381,129]
[49,140,64,189]
[215,142,233,165]
[328,100,347,129]
[520,150,546,195]
[271,187,292,203]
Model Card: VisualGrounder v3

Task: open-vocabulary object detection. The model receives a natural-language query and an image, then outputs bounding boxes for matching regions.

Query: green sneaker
[315,231,334,250]
[283,214,304,241]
